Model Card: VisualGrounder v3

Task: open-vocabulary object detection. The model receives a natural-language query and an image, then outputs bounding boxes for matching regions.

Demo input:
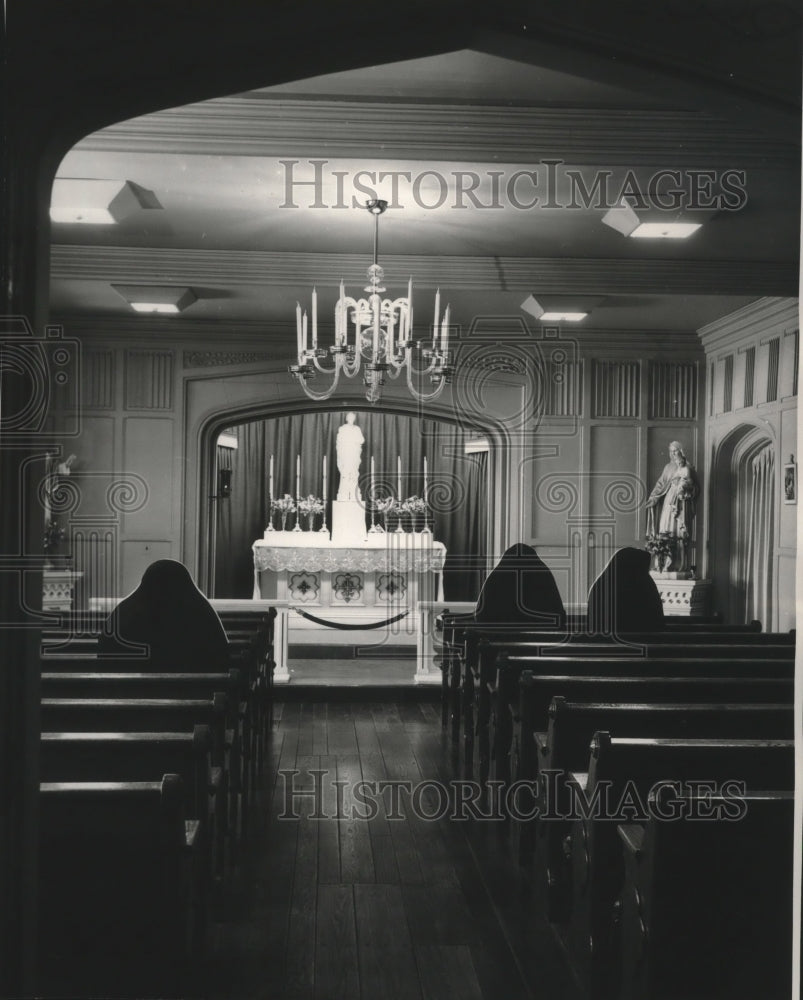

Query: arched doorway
[709,423,776,627]
[207,406,490,602]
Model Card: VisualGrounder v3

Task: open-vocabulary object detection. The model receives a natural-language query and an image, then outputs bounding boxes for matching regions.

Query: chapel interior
[2,3,800,998]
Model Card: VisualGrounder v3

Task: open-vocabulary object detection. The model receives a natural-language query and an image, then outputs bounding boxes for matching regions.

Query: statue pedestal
[649,575,712,617]
[43,569,83,612]
[331,500,367,546]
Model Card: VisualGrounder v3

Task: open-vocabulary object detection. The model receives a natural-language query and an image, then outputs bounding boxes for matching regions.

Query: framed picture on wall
[783,457,796,504]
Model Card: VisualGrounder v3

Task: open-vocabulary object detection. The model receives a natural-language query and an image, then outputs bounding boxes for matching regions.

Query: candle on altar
[423,455,427,500]
[397,455,402,498]
[371,455,375,498]
[338,280,346,346]
[323,455,327,502]
[296,455,301,499]
[302,311,308,354]
[433,288,440,347]
[269,455,274,501]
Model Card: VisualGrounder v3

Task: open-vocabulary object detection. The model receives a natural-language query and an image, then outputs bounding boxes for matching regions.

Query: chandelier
[289,200,453,404]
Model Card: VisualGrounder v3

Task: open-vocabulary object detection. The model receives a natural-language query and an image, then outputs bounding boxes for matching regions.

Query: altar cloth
[252,532,447,574]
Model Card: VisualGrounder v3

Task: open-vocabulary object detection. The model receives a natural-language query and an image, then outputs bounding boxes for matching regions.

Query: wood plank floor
[287,656,417,685]
[203,697,580,1000]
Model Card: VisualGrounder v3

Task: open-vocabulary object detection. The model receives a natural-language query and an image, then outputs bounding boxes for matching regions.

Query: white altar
[254,412,450,682]
[254,529,444,609]
[252,531,447,682]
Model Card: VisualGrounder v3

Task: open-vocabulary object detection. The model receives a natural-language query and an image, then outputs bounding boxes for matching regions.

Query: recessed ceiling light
[538,312,587,322]
[521,296,588,322]
[630,222,701,239]
[602,201,703,239]
[601,201,641,236]
[51,179,162,225]
[112,285,197,314]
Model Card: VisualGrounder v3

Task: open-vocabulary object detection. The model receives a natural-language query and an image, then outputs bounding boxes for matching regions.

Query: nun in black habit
[474,543,566,628]
[586,546,665,635]
[99,559,229,669]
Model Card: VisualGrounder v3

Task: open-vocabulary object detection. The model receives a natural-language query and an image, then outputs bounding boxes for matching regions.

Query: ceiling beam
[51,245,799,296]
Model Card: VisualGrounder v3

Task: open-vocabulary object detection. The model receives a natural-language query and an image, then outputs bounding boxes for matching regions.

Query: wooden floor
[203,696,579,1000]
[287,656,417,686]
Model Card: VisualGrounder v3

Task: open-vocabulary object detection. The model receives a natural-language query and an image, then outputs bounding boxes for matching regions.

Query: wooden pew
[38,775,204,998]
[617,790,794,1000]
[40,662,256,837]
[40,727,220,888]
[527,699,795,917]
[41,668,243,700]
[450,628,794,749]
[565,734,795,1000]
[492,654,794,787]
[42,608,275,761]
[40,696,238,865]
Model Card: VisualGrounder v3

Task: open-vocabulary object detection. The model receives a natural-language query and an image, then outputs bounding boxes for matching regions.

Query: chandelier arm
[407,348,439,376]
[298,365,343,402]
[405,361,446,401]
[312,354,339,375]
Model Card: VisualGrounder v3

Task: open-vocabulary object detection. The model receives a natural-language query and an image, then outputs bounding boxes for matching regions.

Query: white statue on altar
[336,412,365,501]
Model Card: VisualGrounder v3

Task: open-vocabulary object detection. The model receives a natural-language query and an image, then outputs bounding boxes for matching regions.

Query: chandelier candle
[312,287,317,350]
[442,305,450,355]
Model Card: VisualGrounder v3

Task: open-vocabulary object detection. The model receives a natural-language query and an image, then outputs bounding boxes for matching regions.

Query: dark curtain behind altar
[214,410,487,601]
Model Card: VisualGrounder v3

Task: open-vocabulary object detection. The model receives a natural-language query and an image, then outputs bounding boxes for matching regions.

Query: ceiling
[48,47,800,346]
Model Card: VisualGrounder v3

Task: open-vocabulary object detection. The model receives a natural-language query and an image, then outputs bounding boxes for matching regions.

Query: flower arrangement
[297,495,325,516]
[43,518,66,554]
[271,494,297,515]
[374,496,397,515]
[401,495,428,515]
[645,532,675,560]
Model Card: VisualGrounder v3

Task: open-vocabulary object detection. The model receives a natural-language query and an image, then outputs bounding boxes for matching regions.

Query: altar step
[286,655,421,689]
[278,682,440,701]
[288,643,415,660]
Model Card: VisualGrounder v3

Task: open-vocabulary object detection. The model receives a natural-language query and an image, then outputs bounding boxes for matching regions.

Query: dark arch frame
[194,393,508,595]
[708,420,777,624]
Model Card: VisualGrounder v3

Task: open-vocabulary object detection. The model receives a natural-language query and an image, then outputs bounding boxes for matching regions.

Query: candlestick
[423,455,427,499]
[296,455,300,499]
[433,288,440,347]
[296,302,302,357]
[269,455,274,501]
[397,455,402,498]
[371,456,375,499]
[323,455,327,502]
[339,280,346,346]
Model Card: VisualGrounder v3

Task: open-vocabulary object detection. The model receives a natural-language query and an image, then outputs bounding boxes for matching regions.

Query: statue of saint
[336,412,365,501]
[646,441,700,573]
